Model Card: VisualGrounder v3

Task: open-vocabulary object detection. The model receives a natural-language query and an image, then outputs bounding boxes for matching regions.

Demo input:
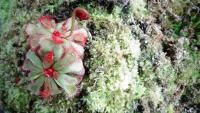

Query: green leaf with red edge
[39,38,55,52]
[55,74,79,96]
[59,59,85,75]
[53,45,64,62]
[26,50,43,69]
[30,76,45,94]
[26,23,50,36]
[46,78,61,95]
[22,59,40,72]
[29,72,43,81]
[38,15,56,29]
[36,23,52,35]
[26,24,51,51]
[53,48,77,71]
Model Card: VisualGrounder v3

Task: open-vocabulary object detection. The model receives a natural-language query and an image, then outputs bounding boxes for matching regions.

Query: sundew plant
[22,7,90,99]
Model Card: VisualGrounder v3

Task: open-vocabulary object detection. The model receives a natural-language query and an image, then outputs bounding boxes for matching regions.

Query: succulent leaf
[38,15,56,29]
[39,38,54,52]
[29,72,42,81]
[53,48,78,71]
[39,88,50,99]
[53,45,64,61]
[22,59,40,72]
[71,42,84,57]
[26,24,50,37]
[59,59,85,76]
[25,24,36,36]
[51,30,64,44]
[55,74,79,96]
[30,76,45,93]
[26,50,43,69]
[45,78,61,95]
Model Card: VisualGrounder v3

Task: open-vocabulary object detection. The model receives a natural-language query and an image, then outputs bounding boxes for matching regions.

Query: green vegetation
[83,8,144,113]
[0,0,199,113]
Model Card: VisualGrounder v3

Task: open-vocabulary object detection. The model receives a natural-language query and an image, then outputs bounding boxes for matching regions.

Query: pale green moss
[167,104,174,113]
[32,97,75,113]
[0,0,16,36]
[129,0,149,20]
[4,86,30,112]
[83,8,145,113]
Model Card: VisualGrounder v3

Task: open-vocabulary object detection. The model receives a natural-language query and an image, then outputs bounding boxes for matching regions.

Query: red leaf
[74,7,90,20]
[39,88,50,99]
[52,30,64,44]
[43,51,54,65]
[43,68,54,78]
[43,67,59,79]
[53,71,59,80]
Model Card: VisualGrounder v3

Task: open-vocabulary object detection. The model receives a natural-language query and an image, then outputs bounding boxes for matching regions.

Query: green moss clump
[129,0,149,21]
[0,0,16,36]
[83,8,145,113]
[4,86,30,112]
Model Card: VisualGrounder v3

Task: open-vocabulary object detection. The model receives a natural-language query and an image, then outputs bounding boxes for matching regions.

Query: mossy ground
[0,0,199,113]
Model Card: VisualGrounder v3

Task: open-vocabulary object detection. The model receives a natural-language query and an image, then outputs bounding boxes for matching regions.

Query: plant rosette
[22,48,85,98]
[22,7,90,99]
[25,7,90,57]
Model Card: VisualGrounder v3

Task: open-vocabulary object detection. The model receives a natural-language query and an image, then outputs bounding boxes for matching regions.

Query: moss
[129,0,149,21]
[3,86,30,112]
[167,104,174,113]
[83,7,145,113]
[32,97,75,113]
[193,94,200,104]
[0,0,16,36]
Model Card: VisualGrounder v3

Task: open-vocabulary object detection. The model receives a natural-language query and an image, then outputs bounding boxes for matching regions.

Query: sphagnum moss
[83,8,145,113]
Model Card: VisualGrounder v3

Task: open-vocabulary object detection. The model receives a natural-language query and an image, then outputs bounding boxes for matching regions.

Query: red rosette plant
[22,48,85,98]
[22,7,90,99]
[25,7,90,57]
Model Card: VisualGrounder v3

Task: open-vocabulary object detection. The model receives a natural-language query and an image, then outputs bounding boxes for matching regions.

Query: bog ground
[0,0,199,113]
